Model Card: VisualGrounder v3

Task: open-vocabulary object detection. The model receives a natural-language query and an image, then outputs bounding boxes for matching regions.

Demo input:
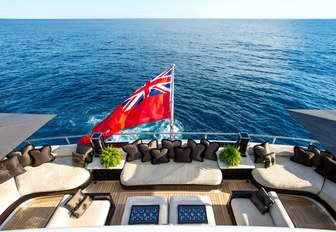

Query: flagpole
[170,64,175,140]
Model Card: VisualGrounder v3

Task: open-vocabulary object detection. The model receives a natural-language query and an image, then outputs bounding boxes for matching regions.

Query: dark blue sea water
[1,19,336,143]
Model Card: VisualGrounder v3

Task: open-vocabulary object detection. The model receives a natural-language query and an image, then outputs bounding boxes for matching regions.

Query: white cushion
[121,159,222,186]
[0,178,21,216]
[268,191,294,228]
[51,144,76,158]
[169,196,216,225]
[121,196,168,225]
[252,156,324,194]
[15,157,91,195]
[46,195,110,228]
[248,143,295,157]
[318,179,336,212]
[231,198,275,226]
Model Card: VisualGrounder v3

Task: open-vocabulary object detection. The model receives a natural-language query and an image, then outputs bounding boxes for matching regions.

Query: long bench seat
[120,158,222,187]
[248,143,336,214]
[0,145,91,226]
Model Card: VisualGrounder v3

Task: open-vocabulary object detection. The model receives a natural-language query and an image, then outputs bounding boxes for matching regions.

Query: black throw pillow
[250,188,274,214]
[290,146,315,167]
[308,145,334,168]
[122,139,142,162]
[200,139,220,161]
[253,141,271,163]
[162,139,182,159]
[16,144,34,167]
[264,152,276,168]
[0,169,12,184]
[174,147,192,163]
[187,139,206,162]
[316,156,336,183]
[256,188,274,208]
[29,146,55,167]
[1,156,26,180]
[138,139,158,162]
[250,192,268,214]
[151,148,169,165]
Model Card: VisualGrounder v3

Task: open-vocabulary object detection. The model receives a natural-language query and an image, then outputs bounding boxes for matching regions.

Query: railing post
[65,138,70,144]
[272,137,277,144]
[205,134,208,139]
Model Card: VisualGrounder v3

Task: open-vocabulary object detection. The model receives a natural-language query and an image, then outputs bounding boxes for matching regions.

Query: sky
[0,0,335,19]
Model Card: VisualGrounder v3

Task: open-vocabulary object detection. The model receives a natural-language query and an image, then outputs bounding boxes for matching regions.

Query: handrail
[24,131,319,146]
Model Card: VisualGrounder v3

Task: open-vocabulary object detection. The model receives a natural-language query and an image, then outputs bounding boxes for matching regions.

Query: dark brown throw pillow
[76,144,93,155]
[187,139,206,162]
[29,146,55,167]
[7,150,32,168]
[192,144,206,162]
[2,156,20,170]
[0,170,12,184]
[200,139,220,161]
[20,144,34,166]
[174,147,192,163]
[187,139,197,148]
[264,152,276,168]
[122,139,143,162]
[1,156,26,179]
[162,139,182,159]
[290,146,315,167]
[316,156,336,183]
[138,139,158,162]
[6,151,21,158]
[151,148,169,164]
[256,188,274,208]
[65,189,85,211]
[250,192,268,214]
[308,145,334,168]
[253,141,271,163]
[72,195,92,218]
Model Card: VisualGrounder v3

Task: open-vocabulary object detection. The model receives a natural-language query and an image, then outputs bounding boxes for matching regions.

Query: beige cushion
[252,156,324,194]
[46,195,110,228]
[318,179,336,212]
[169,196,215,225]
[0,178,21,216]
[121,159,222,186]
[50,145,77,158]
[231,198,275,226]
[121,196,168,225]
[15,157,91,195]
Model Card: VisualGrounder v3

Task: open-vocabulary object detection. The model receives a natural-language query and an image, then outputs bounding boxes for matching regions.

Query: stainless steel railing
[24,131,319,146]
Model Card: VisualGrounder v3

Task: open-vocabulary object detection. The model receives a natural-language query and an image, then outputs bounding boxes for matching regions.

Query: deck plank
[2,196,62,230]
[279,194,336,230]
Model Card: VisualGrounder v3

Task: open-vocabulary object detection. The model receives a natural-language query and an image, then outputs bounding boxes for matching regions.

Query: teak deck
[2,180,336,230]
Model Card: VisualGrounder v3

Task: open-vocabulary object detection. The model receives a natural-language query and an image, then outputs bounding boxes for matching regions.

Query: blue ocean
[1,19,336,143]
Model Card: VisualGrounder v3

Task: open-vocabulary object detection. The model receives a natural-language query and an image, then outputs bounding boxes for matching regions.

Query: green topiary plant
[99,145,122,168]
[219,145,242,167]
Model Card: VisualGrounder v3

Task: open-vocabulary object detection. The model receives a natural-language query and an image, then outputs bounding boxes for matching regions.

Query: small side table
[217,151,255,179]
[87,151,126,181]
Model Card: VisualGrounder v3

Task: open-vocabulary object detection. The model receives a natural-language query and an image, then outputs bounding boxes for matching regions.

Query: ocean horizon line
[0,17,336,20]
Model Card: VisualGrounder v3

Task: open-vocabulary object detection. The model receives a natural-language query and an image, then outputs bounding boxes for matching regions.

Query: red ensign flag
[78,66,173,144]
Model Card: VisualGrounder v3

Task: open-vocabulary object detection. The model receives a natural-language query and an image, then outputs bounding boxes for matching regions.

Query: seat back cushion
[268,191,294,228]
